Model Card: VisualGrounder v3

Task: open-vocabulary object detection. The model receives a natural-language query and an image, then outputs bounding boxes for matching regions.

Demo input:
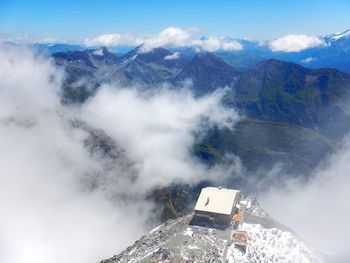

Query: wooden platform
[231,230,248,252]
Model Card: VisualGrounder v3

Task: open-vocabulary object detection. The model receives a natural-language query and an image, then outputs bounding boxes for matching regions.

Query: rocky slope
[102,196,323,263]
[174,52,240,94]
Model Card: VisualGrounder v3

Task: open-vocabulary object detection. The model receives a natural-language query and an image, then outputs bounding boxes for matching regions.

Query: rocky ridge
[101,196,323,263]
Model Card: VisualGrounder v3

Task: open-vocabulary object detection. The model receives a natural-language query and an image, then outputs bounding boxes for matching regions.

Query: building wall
[193,211,231,225]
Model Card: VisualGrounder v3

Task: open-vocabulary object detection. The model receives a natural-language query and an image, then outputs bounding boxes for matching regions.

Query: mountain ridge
[34,27,350,72]
[102,196,323,263]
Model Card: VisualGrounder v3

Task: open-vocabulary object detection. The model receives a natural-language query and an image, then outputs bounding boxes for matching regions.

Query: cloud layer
[2,28,334,55]
[269,34,325,52]
[84,33,144,48]
[0,45,149,263]
[260,136,350,258]
[82,28,330,54]
[0,45,238,263]
[84,27,243,53]
[80,85,238,190]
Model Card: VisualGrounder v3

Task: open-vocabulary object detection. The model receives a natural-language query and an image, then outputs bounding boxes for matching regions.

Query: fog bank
[261,137,350,258]
[0,45,237,263]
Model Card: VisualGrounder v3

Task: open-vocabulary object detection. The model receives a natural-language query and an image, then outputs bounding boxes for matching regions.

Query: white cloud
[0,46,62,119]
[301,56,317,64]
[164,51,180,60]
[0,33,11,43]
[0,34,68,45]
[139,27,194,52]
[0,45,149,263]
[91,48,104,56]
[260,136,350,258]
[269,34,325,52]
[84,27,243,53]
[0,45,240,263]
[222,40,243,51]
[192,37,242,53]
[84,33,144,47]
[80,85,238,189]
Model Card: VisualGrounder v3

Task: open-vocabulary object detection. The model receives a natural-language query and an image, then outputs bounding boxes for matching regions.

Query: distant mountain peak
[194,51,220,59]
[91,48,104,56]
[191,52,235,69]
[89,47,114,56]
[254,58,307,71]
[123,45,171,60]
[328,28,350,41]
[175,52,239,94]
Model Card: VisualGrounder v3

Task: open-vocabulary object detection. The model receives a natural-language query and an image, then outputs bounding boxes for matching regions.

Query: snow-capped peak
[92,48,104,56]
[328,28,350,41]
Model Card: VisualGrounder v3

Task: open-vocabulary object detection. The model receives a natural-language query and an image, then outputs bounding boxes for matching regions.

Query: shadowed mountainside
[51,47,350,221]
[52,47,350,172]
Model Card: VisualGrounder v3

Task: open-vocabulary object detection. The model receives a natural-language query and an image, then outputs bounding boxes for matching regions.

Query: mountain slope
[53,47,120,68]
[107,47,185,85]
[102,196,322,263]
[296,28,350,72]
[122,46,185,68]
[195,119,334,175]
[233,59,350,139]
[174,52,240,94]
[215,52,264,71]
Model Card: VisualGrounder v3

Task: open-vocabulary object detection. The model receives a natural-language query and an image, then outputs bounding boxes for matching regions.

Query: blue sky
[0,0,350,42]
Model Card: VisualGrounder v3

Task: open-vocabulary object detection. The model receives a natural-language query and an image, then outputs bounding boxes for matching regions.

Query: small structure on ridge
[192,187,241,226]
[232,230,248,252]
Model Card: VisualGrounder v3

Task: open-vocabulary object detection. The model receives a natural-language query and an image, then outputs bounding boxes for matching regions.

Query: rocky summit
[102,196,323,263]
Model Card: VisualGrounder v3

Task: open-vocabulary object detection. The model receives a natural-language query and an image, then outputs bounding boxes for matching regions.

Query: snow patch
[227,223,323,263]
[184,227,194,237]
[121,54,138,64]
[301,57,317,64]
[92,48,104,56]
[150,225,161,233]
[164,52,180,60]
[330,29,350,40]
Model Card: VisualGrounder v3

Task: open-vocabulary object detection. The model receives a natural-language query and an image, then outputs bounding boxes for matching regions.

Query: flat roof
[194,187,240,215]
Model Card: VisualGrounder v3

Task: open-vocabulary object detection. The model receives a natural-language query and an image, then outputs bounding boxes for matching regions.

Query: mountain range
[52,44,350,166]
[50,43,350,220]
[41,28,350,72]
